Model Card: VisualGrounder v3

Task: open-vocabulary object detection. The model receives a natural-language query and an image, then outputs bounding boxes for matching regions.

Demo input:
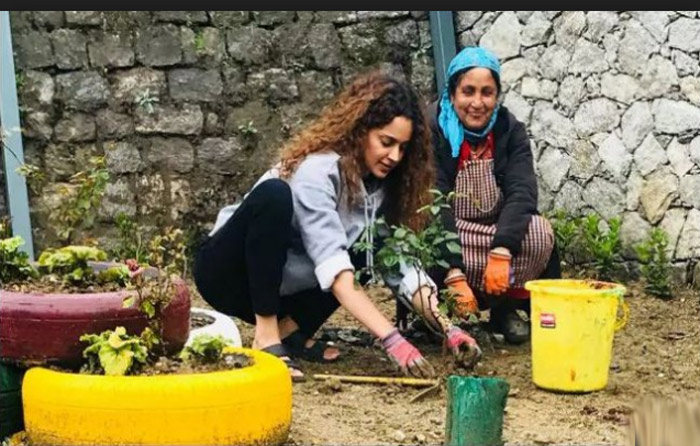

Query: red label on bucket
[540,313,556,328]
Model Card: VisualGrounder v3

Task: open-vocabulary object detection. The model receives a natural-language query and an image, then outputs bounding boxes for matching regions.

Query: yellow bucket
[525,279,628,392]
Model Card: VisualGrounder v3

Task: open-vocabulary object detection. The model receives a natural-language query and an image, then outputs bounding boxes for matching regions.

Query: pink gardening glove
[381,329,435,378]
[445,326,482,369]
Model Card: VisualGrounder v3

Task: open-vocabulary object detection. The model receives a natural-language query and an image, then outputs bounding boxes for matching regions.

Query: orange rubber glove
[444,272,478,317]
[483,250,512,295]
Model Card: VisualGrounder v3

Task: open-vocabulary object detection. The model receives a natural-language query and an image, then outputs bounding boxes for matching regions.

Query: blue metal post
[1,11,34,259]
[429,11,457,96]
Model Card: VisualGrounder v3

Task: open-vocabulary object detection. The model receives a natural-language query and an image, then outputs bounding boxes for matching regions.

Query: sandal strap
[282,330,330,362]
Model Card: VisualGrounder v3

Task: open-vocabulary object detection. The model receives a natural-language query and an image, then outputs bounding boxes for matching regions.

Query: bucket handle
[614,296,629,331]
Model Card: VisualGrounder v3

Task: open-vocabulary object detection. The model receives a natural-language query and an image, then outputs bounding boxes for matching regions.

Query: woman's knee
[248,179,293,219]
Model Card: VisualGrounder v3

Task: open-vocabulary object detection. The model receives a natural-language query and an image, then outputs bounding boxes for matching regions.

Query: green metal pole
[0,10,34,259]
[429,11,457,96]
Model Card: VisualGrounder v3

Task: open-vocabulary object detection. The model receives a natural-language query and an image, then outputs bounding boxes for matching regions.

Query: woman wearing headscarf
[427,46,561,344]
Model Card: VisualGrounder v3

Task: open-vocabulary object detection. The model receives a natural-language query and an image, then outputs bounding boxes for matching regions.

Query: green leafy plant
[179,334,232,364]
[37,245,109,284]
[635,228,672,299]
[194,30,206,51]
[546,209,582,267]
[580,214,622,281]
[237,120,258,137]
[80,326,157,376]
[109,212,148,264]
[135,88,159,114]
[353,189,467,327]
[0,236,38,284]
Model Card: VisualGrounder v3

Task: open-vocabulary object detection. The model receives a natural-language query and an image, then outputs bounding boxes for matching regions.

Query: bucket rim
[524,279,626,297]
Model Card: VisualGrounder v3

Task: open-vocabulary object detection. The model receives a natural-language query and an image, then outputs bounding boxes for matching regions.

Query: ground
[190,283,700,445]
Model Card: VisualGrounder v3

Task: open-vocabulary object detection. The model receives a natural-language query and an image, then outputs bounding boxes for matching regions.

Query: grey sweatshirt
[210,151,436,301]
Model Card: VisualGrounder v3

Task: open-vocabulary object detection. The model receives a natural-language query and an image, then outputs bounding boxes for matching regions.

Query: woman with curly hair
[194,72,480,381]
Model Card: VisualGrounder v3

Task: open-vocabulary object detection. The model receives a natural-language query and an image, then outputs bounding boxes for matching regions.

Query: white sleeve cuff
[398,266,437,302]
[314,251,355,291]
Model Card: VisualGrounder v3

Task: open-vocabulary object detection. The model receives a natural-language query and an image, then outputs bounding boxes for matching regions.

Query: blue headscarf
[438,46,502,158]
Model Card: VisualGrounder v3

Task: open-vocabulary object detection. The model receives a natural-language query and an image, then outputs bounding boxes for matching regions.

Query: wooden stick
[312,374,439,387]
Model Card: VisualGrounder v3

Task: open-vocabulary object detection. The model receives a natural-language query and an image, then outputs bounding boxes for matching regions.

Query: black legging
[193,179,342,338]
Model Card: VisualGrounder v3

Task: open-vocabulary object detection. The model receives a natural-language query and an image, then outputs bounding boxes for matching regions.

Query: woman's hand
[444,269,479,317]
[483,247,512,295]
[381,329,435,378]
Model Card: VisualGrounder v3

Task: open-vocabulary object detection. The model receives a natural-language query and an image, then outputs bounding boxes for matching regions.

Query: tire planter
[0,364,25,438]
[187,307,242,348]
[0,279,190,366]
[22,348,292,445]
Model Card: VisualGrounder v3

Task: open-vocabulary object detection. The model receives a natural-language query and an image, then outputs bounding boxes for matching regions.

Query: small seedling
[179,334,233,364]
[237,120,258,137]
[580,214,622,281]
[194,30,206,51]
[0,236,38,284]
[136,88,159,114]
[635,228,672,299]
[80,326,156,376]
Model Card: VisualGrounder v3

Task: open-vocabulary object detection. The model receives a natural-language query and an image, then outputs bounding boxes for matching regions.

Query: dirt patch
[3,278,125,294]
[227,283,699,445]
[139,352,252,375]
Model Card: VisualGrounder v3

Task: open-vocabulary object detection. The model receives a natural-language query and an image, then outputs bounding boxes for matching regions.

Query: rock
[574,99,621,136]
[135,103,203,135]
[111,67,166,103]
[557,75,585,112]
[356,11,409,19]
[145,137,195,173]
[537,147,570,191]
[385,20,419,52]
[222,66,247,105]
[520,77,558,100]
[338,22,384,64]
[95,109,133,139]
[634,134,668,177]
[183,27,225,66]
[315,11,358,24]
[253,68,299,104]
[88,32,134,67]
[652,99,700,134]
[667,138,695,176]
[209,11,250,28]
[479,12,522,59]
[680,175,700,209]
[639,56,679,99]
[621,102,655,150]
[582,177,626,221]
[690,136,700,165]
[601,73,639,104]
[553,11,587,51]
[65,11,102,25]
[392,429,406,443]
[585,75,601,97]
[455,11,484,32]
[154,11,209,23]
[568,38,608,74]
[13,31,54,69]
[672,50,699,77]
[598,133,632,179]
[626,169,643,211]
[168,69,223,102]
[530,102,576,149]
[693,261,700,289]
[99,178,137,220]
[55,71,109,110]
[660,208,687,256]
[538,45,571,81]
[603,34,620,65]
[21,70,54,107]
[669,18,700,52]
[308,23,343,69]
[553,181,584,214]
[197,138,243,174]
[500,58,536,87]
[411,52,437,102]
[620,212,653,259]
[521,11,551,46]
[204,112,221,135]
[680,77,700,106]
[33,11,65,29]
[618,20,659,75]
[23,112,53,140]
[135,24,182,66]
[676,209,700,259]
[54,113,96,142]
[105,141,142,173]
[630,11,669,42]
[51,29,88,69]
[585,11,618,43]
[569,139,601,181]
[503,90,532,124]
[640,167,679,224]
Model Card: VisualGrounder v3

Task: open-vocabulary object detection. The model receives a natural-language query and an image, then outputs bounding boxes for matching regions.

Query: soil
[3,276,124,294]
[138,352,252,375]
[188,282,700,445]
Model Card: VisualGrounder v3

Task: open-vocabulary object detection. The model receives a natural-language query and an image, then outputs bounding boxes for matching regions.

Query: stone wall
[9,10,434,249]
[456,11,700,278]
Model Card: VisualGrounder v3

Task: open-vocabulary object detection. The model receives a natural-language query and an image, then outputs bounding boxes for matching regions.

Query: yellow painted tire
[22,348,291,445]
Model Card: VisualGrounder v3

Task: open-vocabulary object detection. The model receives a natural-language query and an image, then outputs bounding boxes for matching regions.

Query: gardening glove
[483,250,512,295]
[445,326,482,370]
[381,329,435,378]
[444,272,479,318]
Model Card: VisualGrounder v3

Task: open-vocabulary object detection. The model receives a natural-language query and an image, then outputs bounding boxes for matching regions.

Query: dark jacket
[429,101,538,258]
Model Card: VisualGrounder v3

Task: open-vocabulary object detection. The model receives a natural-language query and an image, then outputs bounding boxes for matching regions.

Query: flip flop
[281,330,340,363]
[260,343,306,382]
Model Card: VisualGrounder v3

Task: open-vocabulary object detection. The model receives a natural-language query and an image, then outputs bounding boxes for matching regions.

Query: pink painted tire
[0,279,190,366]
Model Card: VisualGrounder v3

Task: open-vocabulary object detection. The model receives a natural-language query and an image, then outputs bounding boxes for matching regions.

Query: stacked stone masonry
[6,10,700,279]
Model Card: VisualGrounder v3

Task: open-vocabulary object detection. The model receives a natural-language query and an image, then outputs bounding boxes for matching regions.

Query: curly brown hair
[278,71,435,231]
